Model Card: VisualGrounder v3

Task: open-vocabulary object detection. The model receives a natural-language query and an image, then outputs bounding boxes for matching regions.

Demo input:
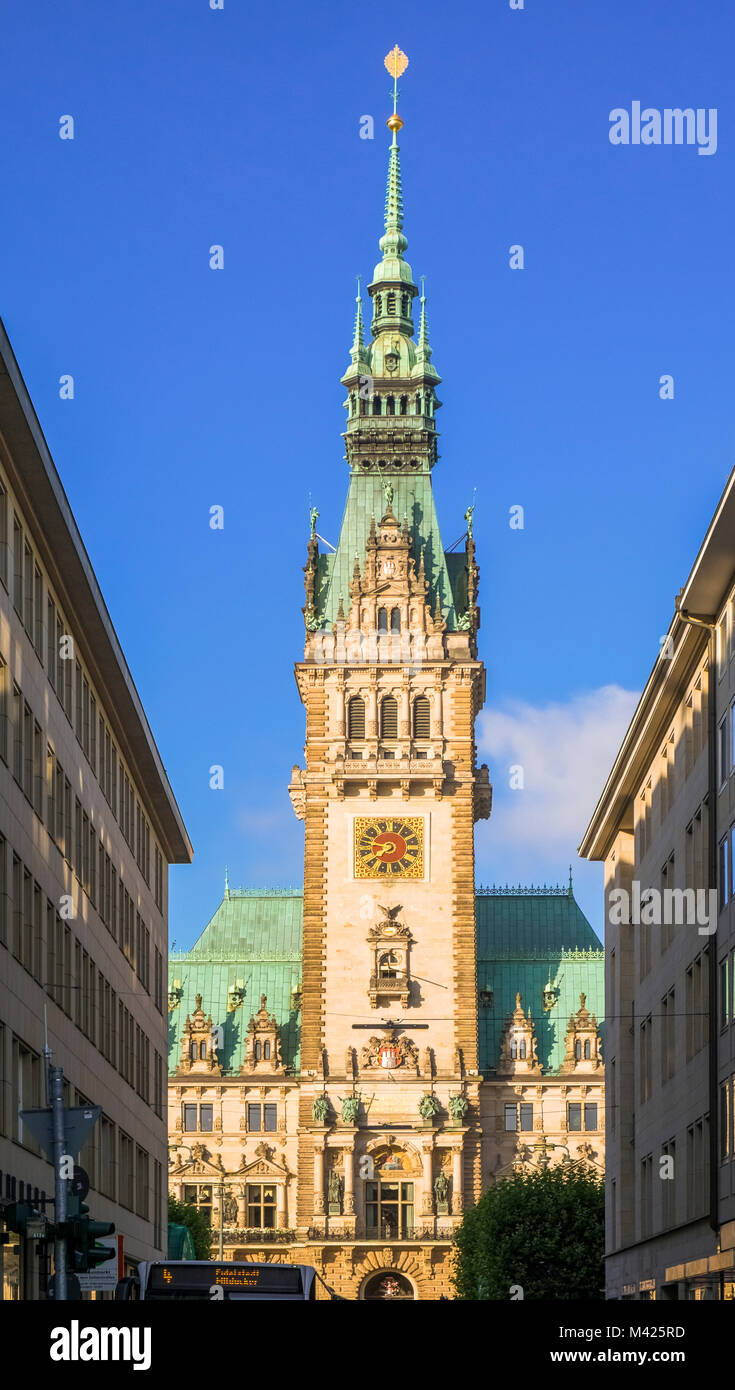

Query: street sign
[76,1235,124,1292]
[19,1106,101,1161]
[25,1216,49,1240]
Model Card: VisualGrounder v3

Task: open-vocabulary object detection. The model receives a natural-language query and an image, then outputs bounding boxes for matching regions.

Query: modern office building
[581,468,735,1299]
[0,318,192,1298]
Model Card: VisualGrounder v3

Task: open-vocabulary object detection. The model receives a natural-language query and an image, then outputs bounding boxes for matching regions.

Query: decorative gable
[240,995,284,1076]
[176,994,222,1077]
[559,993,603,1073]
[498,993,542,1075]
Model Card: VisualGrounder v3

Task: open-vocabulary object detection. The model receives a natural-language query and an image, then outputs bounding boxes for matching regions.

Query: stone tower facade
[287,58,492,1281]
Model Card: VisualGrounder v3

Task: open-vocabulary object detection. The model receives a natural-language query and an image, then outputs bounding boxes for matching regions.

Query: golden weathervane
[384,45,408,134]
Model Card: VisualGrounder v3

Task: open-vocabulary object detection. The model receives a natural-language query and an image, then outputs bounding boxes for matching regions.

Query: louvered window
[381,697,398,741]
[413,696,431,740]
[348,697,365,741]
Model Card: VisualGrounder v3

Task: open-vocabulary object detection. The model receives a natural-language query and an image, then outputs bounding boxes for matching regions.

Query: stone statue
[464,503,474,537]
[328,1169,342,1206]
[384,481,394,508]
[448,1093,469,1124]
[341,1095,360,1125]
[434,1172,449,1204]
[309,505,319,536]
[312,1093,329,1123]
[223,1193,238,1224]
[418,1093,441,1121]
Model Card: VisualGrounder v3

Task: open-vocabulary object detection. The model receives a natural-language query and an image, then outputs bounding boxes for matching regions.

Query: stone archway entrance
[362,1270,416,1301]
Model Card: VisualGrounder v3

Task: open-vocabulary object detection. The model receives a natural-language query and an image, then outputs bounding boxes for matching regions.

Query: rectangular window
[120,1133,134,1210]
[504,1103,517,1132]
[0,478,7,590]
[610,1058,616,1135]
[721,958,730,1031]
[12,513,22,614]
[720,1082,731,1162]
[640,1016,652,1103]
[719,613,729,679]
[0,657,8,766]
[263,1103,277,1132]
[640,1154,653,1240]
[584,1103,598,1131]
[247,1184,277,1230]
[33,563,43,653]
[0,833,6,949]
[662,988,676,1083]
[47,594,56,688]
[248,1103,262,1132]
[519,1103,533,1132]
[662,1139,676,1229]
[184,1103,197,1132]
[567,1103,582,1131]
[200,1104,213,1132]
[720,834,730,910]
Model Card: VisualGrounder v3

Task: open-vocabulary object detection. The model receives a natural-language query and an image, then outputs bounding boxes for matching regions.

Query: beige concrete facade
[581,468,735,1300]
[0,320,192,1298]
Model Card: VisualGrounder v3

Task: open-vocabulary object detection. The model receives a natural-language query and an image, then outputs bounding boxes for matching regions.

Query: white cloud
[476,685,639,855]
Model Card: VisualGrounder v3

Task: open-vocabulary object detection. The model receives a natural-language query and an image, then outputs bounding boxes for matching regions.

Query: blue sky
[1,0,734,945]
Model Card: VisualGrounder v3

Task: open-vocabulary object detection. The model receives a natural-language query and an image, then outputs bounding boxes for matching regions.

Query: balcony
[368,972,411,1010]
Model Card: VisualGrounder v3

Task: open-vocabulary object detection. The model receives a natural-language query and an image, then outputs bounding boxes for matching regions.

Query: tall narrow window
[348,696,365,741]
[381,696,398,741]
[413,696,431,740]
[377,608,388,633]
[390,607,400,634]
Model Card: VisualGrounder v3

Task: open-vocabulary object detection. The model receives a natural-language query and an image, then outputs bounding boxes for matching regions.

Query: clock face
[354,817,424,879]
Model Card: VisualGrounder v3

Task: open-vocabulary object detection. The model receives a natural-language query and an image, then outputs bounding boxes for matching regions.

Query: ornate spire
[416,278,431,358]
[349,277,367,365]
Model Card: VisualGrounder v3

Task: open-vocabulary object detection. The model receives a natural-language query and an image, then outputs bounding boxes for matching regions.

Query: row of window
[181,1102,278,1134]
[0,664,162,989]
[0,835,164,1112]
[637,1116,710,1241]
[347,694,431,742]
[503,1101,598,1132]
[635,676,708,862]
[0,486,163,913]
[0,1025,164,1243]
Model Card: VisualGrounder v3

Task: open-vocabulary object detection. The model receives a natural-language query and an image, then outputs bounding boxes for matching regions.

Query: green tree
[452,1161,604,1300]
[167,1194,213,1261]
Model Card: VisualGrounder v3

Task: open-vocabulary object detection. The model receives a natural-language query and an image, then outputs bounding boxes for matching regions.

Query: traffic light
[61,1202,115,1273]
[3,1203,51,1240]
[3,1203,32,1235]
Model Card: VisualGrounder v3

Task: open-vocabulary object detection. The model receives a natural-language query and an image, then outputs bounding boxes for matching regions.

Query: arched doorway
[362,1271,415,1301]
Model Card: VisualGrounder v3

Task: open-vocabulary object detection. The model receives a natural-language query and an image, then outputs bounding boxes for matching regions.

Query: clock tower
[288,48,492,1258]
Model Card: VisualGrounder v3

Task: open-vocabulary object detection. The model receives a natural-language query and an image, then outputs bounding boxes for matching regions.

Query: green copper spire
[380,129,408,260]
[350,278,365,359]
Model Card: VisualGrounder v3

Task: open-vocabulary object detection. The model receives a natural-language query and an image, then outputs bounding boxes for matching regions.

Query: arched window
[255,1041,262,1062]
[387,291,396,315]
[190,1042,197,1061]
[199,1041,207,1060]
[415,393,423,415]
[264,1041,271,1060]
[510,1039,517,1060]
[413,696,431,740]
[379,951,398,979]
[390,608,400,634]
[372,395,382,416]
[584,1039,591,1060]
[574,1040,582,1060]
[519,1039,527,1059]
[401,293,409,317]
[350,392,356,415]
[400,395,408,415]
[381,696,398,740]
[375,293,383,317]
[377,608,388,633]
[348,696,365,741]
[386,396,395,415]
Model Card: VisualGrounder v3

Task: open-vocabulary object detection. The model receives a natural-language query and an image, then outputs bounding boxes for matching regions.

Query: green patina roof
[476,888,604,1075]
[168,890,302,1075]
[170,885,603,1079]
[317,474,460,630]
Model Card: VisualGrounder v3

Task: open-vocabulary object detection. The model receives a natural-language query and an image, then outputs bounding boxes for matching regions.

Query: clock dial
[353,817,424,879]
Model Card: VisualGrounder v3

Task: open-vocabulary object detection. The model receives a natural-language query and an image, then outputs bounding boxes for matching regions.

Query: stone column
[237,1188,246,1229]
[343,1145,355,1215]
[451,1146,464,1215]
[314,1143,325,1215]
[400,684,410,739]
[421,1144,434,1215]
[276,1182,286,1229]
[334,678,345,738]
[433,683,443,738]
[366,685,378,739]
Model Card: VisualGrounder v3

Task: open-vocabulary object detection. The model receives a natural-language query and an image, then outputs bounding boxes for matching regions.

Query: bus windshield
[120,1261,319,1301]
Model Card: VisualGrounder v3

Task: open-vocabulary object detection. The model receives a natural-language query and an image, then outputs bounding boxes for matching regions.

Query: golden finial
[384,46,408,133]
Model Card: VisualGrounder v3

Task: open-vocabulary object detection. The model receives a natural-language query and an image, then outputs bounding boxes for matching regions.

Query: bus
[115,1260,338,1301]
